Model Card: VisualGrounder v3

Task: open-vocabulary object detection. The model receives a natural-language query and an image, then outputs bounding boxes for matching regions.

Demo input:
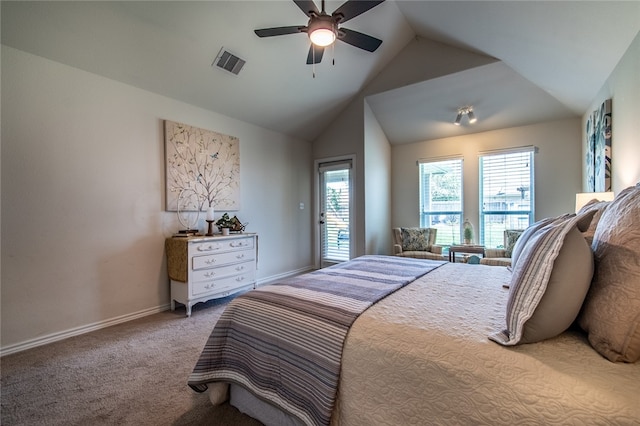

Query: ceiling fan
[254,0,385,65]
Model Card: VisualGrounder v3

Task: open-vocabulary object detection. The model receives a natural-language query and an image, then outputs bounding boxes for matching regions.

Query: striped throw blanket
[188,255,443,426]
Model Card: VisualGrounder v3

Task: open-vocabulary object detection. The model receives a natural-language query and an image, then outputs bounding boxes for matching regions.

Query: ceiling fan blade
[254,26,306,38]
[293,0,320,17]
[338,28,382,52]
[306,44,325,64]
[332,0,385,23]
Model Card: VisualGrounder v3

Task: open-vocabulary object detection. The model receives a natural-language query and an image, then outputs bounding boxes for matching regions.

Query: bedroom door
[317,158,353,268]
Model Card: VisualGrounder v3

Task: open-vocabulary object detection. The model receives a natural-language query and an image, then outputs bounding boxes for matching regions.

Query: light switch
[299,202,305,210]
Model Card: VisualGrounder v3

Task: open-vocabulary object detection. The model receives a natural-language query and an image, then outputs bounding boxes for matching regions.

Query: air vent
[213,48,245,75]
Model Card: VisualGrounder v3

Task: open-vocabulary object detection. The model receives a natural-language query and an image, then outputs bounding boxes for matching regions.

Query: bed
[188,184,640,425]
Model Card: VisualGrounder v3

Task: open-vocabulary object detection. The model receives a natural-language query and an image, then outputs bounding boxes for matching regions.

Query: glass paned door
[319,160,352,268]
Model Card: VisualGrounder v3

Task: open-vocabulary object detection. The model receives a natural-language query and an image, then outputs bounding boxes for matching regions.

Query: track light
[454,106,477,125]
[467,110,477,123]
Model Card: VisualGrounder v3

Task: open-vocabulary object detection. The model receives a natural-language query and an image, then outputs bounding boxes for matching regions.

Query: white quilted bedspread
[333,263,640,425]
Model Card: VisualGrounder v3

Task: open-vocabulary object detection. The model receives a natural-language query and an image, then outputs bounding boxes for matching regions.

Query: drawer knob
[205,259,217,264]
[236,276,245,282]
[204,272,216,278]
[235,266,245,271]
[198,244,221,251]
[236,254,245,259]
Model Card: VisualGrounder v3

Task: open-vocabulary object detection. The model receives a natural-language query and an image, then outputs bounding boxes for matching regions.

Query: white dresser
[165,234,257,316]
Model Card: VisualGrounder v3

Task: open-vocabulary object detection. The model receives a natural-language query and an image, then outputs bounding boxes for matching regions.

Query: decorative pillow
[400,228,431,251]
[577,198,611,247]
[503,230,524,258]
[490,210,596,346]
[578,184,640,362]
[509,215,567,268]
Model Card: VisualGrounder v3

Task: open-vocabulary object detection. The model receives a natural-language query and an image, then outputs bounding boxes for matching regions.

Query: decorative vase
[221,228,230,236]
[463,219,474,245]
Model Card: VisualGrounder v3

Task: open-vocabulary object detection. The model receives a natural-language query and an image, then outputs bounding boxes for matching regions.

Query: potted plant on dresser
[216,213,234,235]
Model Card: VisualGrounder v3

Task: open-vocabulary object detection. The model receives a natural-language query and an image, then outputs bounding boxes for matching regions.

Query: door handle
[319,220,325,224]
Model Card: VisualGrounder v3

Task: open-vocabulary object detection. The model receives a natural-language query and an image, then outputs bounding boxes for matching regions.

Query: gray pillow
[400,228,431,251]
[510,215,566,268]
[490,210,595,346]
[504,230,524,258]
[578,184,640,362]
[577,198,611,246]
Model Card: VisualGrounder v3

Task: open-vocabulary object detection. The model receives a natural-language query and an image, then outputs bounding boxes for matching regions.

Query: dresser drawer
[167,234,258,317]
[191,269,256,297]
[190,237,254,254]
[192,260,256,283]
[192,249,254,270]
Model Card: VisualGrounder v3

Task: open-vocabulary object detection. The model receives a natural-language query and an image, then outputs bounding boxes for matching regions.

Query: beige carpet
[1,297,263,426]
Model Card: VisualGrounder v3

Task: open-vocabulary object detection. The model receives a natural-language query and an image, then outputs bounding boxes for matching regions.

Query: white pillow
[509,216,561,268]
[490,210,595,346]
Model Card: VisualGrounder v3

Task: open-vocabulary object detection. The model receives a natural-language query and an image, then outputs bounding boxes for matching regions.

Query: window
[479,148,535,248]
[419,158,463,246]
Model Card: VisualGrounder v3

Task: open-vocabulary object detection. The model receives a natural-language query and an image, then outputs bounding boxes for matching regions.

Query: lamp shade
[575,191,615,213]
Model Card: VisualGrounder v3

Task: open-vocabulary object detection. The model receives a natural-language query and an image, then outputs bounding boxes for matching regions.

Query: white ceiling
[2,1,639,144]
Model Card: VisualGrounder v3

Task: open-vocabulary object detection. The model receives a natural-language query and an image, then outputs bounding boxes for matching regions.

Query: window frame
[418,156,464,247]
[478,147,535,248]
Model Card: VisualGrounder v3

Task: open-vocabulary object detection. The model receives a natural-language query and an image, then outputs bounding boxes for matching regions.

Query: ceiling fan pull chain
[312,47,316,78]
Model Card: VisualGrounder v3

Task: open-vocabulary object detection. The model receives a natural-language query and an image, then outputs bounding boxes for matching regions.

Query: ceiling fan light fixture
[454,112,463,126]
[254,0,384,64]
[308,15,337,47]
[309,27,336,46]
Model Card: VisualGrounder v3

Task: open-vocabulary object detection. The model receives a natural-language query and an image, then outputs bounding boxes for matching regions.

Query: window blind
[479,148,534,247]
[419,157,463,245]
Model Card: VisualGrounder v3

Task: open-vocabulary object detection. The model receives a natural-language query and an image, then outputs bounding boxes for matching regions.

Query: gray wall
[313,37,497,257]
[391,118,583,236]
[582,31,640,192]
[2,31,638,353]
[364,101,392,255]
[1,47,313,351]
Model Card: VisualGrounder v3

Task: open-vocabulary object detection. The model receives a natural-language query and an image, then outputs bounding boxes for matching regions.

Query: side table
[448,244,485,263]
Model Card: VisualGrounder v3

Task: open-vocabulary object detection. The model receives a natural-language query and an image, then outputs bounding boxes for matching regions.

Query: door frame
[313,154,356,269]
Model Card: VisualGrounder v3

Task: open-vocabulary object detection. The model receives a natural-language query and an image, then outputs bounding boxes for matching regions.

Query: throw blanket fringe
[188,255,443,426]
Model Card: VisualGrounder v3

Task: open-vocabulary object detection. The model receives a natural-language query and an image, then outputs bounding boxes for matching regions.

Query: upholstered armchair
[479,229,524,267]
[392,227,445,261]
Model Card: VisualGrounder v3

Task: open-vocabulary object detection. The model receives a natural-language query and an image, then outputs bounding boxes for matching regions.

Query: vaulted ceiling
[2,1,639,144]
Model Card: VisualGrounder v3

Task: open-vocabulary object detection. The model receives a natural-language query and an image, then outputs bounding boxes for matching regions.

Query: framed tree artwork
[164,120,240,213]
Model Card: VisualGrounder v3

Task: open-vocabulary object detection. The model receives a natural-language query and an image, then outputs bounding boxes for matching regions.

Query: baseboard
[255,265,315,287]
[1,265,316,357]
[0,303,171,357]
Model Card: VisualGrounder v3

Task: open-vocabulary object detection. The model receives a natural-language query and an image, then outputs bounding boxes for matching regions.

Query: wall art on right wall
[593,99,612,192]
[585,111,596,192]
